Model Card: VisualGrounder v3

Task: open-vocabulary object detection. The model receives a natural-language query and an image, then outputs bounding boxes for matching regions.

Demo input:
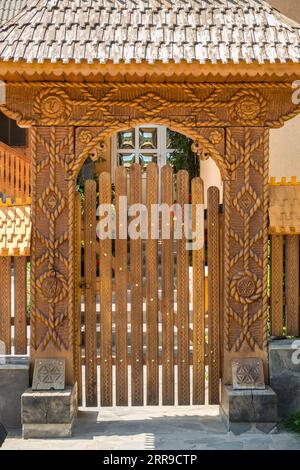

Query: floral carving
[37,270,67,304]
[79,130,93,144]
[230,271,262,305]
[209,130,223,145]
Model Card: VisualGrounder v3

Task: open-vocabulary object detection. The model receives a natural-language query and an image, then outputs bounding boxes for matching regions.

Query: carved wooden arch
[72,120,227,181]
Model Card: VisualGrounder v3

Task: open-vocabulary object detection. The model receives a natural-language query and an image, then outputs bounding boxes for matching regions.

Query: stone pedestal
[220,385,278,431]
[269,339,300,419]
[21,384,77,439]
[0,357,29,429]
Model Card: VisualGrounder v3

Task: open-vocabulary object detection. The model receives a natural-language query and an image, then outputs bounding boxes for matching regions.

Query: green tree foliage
[167,130,199,181]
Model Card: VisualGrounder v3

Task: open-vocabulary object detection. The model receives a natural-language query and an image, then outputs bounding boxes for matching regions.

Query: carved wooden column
[30,126,75,384]
[223,127,269,383]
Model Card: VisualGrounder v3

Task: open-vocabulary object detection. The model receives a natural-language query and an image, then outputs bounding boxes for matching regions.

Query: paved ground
[2,406,300,450]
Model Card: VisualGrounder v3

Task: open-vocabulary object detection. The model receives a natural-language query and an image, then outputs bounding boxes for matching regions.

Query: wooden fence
[0,256,29,355]
[75,164,223,407]
[0,140,30,201]
[270,234,300,337]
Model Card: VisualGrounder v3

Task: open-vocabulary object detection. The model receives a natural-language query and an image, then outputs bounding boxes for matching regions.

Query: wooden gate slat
[192,177,205,405]
[74,192,82,405]
[84,180,97,406]
[207,187,220,405]
[285,235,299,336]
[115,166,128,406]
[0,257,11,354]
[99,172,113,406]
[219,212,224,379]
[176,170,190,405]
[270,235,284,336]
[161,165,175,405]
[130,164,143,406]
[146,163,159,405]
[14,256,27,355]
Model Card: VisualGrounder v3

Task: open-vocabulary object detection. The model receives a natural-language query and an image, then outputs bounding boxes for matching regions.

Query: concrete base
[0,357,29,429]
[23,420,75,439]
[220,385,278,431]
[269,339,300,419]
[21,384,77,439]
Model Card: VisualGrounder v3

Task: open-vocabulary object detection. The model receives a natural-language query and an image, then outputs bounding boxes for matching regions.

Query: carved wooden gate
[75,163,222,407]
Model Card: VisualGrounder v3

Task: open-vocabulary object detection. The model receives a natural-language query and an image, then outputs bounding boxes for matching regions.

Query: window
[113,125,174,174]
[0,112,27,147]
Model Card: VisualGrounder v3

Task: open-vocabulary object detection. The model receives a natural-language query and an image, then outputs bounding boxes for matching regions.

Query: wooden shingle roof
[0,0,27,24]
[0,0,299,65]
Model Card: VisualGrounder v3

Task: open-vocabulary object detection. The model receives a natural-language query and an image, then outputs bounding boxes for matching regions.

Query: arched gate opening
[75,125,224,407]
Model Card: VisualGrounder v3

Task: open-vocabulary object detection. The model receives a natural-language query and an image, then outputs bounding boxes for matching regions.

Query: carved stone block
[232,358,265,390]
[32,358,65,391]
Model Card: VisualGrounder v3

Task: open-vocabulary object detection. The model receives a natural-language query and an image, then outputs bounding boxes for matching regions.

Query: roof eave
[0,59,300,83]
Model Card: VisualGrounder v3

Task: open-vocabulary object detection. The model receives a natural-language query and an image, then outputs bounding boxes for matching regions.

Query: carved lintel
[1,82,299,130]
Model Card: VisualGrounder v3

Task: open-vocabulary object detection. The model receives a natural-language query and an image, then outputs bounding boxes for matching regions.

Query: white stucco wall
[200,113,300,201]
[270,115,300,180]
[200,111,300,203]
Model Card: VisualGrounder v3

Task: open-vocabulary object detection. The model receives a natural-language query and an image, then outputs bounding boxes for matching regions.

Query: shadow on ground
[3,407,300,450]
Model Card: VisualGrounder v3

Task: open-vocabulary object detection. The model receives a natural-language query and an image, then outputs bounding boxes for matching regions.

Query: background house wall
[268,0,300,22]
[198,0,300,195]
[267,2,300,180]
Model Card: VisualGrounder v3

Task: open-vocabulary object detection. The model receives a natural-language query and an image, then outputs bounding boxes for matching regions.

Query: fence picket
[0,257,11,354]
[176,170,190,405]
[99,172,113,406]
[84,180,97,406]
[270,235,284,336]
[192,177,205,405]
[285,235,299,336]
[74,192,82,405]
[146,163,159,405]
[115,166,128,406]
[14,257,27,354]
[130,164,143,405]
[207,187,220,405]
[161,165,175,405]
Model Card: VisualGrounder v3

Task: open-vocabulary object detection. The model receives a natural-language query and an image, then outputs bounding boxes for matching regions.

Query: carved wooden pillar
[223,127,269,383]
[30,126,75,384]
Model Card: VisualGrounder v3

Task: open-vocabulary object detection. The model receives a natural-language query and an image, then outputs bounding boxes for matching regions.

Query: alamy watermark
[292,80,300,105]
[291,340,300,365]
[96,198,204,250]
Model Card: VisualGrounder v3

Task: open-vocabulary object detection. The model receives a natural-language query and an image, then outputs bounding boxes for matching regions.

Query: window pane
[166,128,173,149]
[118,129,135,149]
[139,127,157,149]
[166,151,174,163]
[139,153,157,170]
[118,153,135,168]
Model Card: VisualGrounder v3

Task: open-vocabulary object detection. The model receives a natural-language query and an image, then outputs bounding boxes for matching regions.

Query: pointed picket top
[0,0,299,65]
